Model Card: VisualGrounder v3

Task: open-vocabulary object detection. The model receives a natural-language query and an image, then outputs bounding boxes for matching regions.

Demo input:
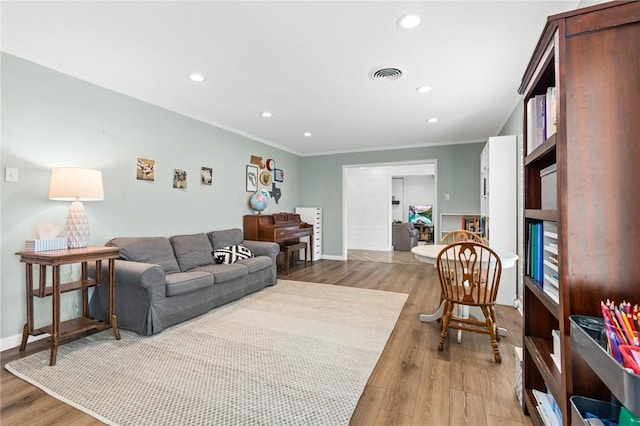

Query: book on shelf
[526,222,553,286]
[526,94,547,155]
[532,389,561,426]
[541,221,558,301]
[551,329,562,373]
[530,223,539,282]
[543,276,559,303]
[461,217,480,233]
[526,98,535,155]
[536,224,544,281]
[550,352,562,373]
[545,86,557,138]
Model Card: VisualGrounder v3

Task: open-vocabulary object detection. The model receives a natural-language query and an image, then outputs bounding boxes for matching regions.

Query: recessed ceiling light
[261,111,272,118]
[303,132,312,137]
[397,13,421,29]
[427,117,439,123]
[188,73,205,82]
[416,86,432,93]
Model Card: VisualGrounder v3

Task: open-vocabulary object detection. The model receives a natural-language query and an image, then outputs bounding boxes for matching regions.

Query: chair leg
[482,306,501,363]
[438,301,454,351]
[490,306,500,342]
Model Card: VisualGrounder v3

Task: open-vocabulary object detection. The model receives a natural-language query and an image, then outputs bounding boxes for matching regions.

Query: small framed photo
[173,169,187,189]
[274,168,284,182]
[136,157,155,181]
[246,165,258,192]
[201,167,213,186]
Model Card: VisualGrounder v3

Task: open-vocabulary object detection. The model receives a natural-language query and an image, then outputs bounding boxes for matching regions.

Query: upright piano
[243,213,313,246]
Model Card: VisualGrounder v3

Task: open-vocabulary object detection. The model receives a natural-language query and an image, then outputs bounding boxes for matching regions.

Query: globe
[249,188,270,213]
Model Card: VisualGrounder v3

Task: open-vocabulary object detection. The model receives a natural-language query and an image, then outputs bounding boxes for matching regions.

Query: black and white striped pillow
[212,245,254,264]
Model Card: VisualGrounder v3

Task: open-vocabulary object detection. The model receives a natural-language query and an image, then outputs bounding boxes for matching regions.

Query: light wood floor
[347,248,426,265]
[1,254,531,426]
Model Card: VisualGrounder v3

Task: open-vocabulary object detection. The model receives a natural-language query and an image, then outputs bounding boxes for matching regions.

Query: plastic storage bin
[570,316,640,417]
[570,396,620,426]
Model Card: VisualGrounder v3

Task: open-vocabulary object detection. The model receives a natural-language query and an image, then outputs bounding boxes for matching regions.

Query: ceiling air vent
[369,65,405,81]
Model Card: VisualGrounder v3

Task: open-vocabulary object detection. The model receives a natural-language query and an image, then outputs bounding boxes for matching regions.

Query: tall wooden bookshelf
[519,2,640,425]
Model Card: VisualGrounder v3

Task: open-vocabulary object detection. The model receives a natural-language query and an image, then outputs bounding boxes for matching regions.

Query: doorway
[342,160,437,260]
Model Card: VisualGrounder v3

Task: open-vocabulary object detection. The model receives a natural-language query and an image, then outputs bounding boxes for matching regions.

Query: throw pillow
[213,244,254,264]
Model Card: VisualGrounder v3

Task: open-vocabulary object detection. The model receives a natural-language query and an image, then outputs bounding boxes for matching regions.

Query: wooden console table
[15,246,121,366]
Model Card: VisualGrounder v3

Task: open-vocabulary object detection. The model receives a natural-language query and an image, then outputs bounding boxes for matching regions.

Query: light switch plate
[5,167,18,182]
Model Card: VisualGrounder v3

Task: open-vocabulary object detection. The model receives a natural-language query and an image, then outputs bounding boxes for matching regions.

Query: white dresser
[295,207,322,261]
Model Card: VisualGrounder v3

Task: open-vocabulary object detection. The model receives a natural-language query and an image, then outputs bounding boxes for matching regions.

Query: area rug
[6,280,407,426]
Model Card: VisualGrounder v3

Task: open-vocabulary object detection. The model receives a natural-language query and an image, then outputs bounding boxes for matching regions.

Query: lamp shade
[48,168,104,201]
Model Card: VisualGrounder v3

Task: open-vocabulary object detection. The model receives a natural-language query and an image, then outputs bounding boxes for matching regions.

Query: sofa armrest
[242,240,279,285]
[89,259,168,334]
[89,259,166,297]
[243,240,279,261]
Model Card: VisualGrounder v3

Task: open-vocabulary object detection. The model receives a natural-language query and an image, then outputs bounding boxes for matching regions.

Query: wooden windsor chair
[435,241,503,362]
[440,229,487,245]
[437,230,489,310]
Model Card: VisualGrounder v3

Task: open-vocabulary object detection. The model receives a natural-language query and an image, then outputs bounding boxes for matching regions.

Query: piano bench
[281,241,308,275]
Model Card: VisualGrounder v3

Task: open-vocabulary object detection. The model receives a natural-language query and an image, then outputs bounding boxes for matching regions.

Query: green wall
[299,143,485,257]
[1,53,488,344]
[0,54,301,343]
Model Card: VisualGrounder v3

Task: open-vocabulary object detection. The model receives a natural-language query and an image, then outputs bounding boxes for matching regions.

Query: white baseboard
[1,332,48,352]
[321,254,345,261]
[517,296,524,316]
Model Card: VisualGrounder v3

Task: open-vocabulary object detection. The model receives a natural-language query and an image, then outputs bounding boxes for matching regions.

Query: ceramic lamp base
[65,200,90,248]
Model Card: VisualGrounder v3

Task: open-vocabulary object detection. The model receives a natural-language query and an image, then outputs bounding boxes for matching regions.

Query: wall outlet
[5,167,18,183]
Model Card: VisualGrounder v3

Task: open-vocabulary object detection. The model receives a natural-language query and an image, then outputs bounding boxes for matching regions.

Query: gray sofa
[392,222,419,251]
[89,228,279,335]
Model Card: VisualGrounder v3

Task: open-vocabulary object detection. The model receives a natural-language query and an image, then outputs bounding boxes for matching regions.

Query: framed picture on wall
[274,168,284,182]
[136,157,155,181]
[201,167,213,186]
[173,169,187,190]
[259,171,273,186]
[246,165,258,192]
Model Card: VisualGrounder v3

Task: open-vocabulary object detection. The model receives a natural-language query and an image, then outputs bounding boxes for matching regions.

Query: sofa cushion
[208,228,244,250]
[236,256,273,273]
[107,237,180,274]
[193,263,248,283]
[213,244,254,264]
[170,233,215,271]
[165,271,214,297]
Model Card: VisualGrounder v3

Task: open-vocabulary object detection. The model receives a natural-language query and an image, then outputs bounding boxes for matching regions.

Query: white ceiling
[1,1,582,156]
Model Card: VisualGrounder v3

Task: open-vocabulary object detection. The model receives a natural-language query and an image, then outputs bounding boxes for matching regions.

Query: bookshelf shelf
[524,336,562,402]
[524,209,558,222]
[524,134,556,167]
[520,2,640,425]
[524,277,559,321]
[439,213,481,240]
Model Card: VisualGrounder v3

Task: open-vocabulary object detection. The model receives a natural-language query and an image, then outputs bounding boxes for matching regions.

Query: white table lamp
[48,167,104,248]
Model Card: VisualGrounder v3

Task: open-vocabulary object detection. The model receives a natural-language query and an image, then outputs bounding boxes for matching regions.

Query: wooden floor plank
[350,385,386,425]
[379,321,429,416]
[449,388,488,426]
[2,255,529,426]
[411,358,451,425]
[373,408,413,426]
[368,319,411,388]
